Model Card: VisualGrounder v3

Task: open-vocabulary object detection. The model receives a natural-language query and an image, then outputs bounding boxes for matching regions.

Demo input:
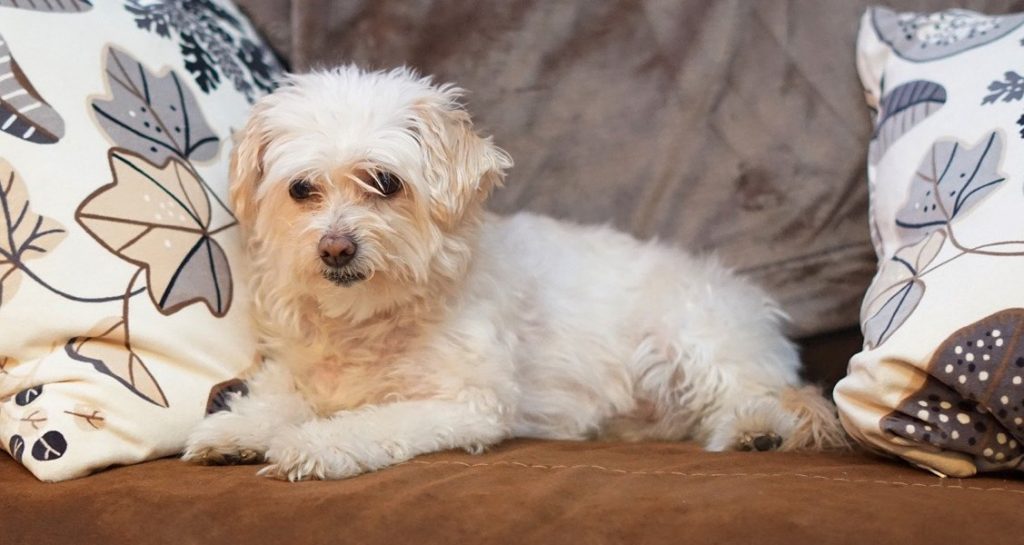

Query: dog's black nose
[318,234,357,268]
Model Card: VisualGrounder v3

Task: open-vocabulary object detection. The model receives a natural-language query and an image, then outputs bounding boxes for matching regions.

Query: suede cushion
[3,439,1023,545]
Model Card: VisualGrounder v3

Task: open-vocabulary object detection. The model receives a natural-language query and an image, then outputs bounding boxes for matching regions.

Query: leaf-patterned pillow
[0,0,280,481]
[835,6,1024,477]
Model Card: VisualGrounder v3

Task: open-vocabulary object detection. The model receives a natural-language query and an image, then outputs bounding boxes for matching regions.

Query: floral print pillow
[835,7,1024,477]
[0,0,280,481]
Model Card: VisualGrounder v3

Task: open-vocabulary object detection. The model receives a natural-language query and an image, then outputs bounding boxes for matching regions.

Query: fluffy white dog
[183,66,847,481]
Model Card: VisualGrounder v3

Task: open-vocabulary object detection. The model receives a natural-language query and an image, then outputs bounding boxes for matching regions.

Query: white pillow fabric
[0,0,278,481]
[835,7,1024,477]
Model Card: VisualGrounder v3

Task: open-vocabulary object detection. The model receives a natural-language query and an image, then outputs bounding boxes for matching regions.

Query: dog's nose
[318,234,357,268]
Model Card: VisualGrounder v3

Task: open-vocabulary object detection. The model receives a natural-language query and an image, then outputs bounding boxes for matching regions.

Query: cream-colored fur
[182,66,847,481]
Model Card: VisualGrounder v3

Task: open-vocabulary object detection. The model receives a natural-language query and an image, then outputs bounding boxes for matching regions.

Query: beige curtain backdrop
[233,0,1024,338]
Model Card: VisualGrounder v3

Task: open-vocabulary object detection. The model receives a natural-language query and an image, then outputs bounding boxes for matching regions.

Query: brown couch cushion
[3,440,1022,545]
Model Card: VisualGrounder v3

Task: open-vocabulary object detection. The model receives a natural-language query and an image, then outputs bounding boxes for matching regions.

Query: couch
[3,1,1024,543]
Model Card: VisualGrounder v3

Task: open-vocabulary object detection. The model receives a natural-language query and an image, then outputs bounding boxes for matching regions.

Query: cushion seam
[401,459,1024,495]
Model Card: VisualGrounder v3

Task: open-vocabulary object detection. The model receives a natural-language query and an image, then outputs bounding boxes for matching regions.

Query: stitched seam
[398,460,1024,496]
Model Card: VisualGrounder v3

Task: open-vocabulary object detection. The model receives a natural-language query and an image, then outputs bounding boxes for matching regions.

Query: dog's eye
[374,172,402,197]
[289,179,315,201]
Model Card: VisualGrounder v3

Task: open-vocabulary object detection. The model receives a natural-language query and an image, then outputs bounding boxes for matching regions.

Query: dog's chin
[321,267,368,287]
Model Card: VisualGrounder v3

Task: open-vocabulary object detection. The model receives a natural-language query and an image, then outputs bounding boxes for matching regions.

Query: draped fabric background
[232,0,1024,340]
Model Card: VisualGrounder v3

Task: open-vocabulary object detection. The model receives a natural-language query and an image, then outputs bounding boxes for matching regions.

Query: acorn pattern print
[0,0,270,476]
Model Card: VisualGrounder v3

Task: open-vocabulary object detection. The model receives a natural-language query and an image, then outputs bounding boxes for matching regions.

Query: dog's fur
[183,66,847,481]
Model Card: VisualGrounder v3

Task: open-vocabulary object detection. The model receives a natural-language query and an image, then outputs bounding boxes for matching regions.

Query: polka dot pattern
[882,379,1020,465]
[932,311,1024,441]
[882,309,1024,470]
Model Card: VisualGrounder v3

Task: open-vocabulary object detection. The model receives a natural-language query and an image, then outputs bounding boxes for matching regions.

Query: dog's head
[231,66,511,321]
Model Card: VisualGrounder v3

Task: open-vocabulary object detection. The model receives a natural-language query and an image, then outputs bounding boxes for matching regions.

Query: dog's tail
[779,385,850,451]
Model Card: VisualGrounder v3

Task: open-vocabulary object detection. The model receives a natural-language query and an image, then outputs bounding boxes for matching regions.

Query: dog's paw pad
[183,446,265,466]
[739,433,783,452]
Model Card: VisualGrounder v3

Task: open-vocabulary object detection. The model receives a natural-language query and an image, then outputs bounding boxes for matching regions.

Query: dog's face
[230,67,511,321]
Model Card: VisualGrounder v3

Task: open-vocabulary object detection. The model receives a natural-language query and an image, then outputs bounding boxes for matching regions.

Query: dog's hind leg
[704,385,849,452]
[775,385,850,451]
[624,307,848,452]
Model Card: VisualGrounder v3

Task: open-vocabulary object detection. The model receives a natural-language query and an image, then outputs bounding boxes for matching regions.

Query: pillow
[0,0,280,481]
[835,6,1024,477]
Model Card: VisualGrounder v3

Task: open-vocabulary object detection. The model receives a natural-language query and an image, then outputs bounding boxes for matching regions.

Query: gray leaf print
[862,231,945,349]
[983,71,1024,104]
[0,0,92,12]
[863,279,924,349]
[872,7,1024,62]
[895,132,1005,242]
[870,80,946,164]
[91,47,219,165]
[0,33,64,144]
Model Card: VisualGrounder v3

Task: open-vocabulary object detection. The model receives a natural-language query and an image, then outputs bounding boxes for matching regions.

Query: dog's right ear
[229,102,269,228]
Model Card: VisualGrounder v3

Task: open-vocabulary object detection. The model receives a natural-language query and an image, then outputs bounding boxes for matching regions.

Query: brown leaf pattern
[0,354,15,375]
[0,32,64,144]
[65,316,168,408]
[65,406,105,431]
[76,149,233,317]
[18,407,46,433]
[0,158,67,308]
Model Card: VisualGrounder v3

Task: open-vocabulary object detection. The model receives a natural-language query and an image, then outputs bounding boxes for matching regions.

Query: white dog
[183,66,847,481]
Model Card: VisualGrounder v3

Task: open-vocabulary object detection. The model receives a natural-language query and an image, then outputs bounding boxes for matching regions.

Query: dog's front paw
[184,445,265,465]
[182,413,267,466]
[259,429,365,481]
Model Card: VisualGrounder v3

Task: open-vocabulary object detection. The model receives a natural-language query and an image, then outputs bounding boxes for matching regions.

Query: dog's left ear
[229,100,272,229]
[412,92,513,223]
